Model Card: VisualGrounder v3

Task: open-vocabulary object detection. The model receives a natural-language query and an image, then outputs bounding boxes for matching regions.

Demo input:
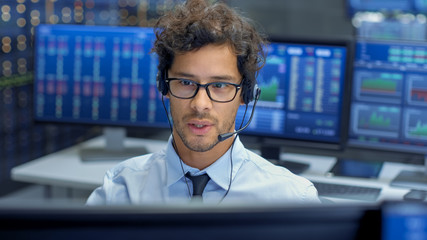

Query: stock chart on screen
[349,39,427,153]
[34,24,169,128]
[236,41,348,144]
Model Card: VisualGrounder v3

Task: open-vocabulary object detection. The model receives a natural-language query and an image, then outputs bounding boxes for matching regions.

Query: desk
[279,152,415,203]
[11,136,165,199]
[11,136,417,202]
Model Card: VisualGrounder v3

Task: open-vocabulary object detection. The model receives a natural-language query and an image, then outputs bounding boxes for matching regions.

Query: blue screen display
[236,41,348,144]
[348,39,427,153]
[34,24,169,128]
[34,25,348,145]
[347,0,413,14]
[382,202,427,240]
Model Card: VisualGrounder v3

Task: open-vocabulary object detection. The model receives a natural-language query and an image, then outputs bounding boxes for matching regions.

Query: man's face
[168,43,243,152]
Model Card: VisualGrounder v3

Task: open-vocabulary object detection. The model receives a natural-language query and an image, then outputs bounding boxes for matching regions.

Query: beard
[171,110,236,152]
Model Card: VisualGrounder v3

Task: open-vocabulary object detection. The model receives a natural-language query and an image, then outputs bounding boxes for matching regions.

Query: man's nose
[190,86,212,111]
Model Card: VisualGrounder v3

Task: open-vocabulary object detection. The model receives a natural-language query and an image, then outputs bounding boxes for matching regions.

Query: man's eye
[212,83,228,89]
[180,80,194,86]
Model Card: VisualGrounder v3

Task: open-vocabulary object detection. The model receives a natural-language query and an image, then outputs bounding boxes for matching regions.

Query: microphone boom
[218,90,260,142]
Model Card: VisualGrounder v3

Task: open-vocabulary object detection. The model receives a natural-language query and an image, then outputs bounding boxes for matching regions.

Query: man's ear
[240,97,245,105]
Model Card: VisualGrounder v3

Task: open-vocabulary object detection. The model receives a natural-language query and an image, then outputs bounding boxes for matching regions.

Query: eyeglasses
[165,78,242,103]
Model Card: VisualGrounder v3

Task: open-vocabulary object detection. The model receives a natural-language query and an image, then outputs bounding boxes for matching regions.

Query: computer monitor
[346,0,413,15]
[235,39,351,172]
[348,38,427,190]
[33,24,169,161]
[414,0,427,13]
[356,20,426,42]
[0,203,379,240]
[382,201,427,240]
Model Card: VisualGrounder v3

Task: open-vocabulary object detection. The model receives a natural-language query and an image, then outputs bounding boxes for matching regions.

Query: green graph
[259,77,279,102]
[409,121,427,137]
[359,112,391,127]
[361,78,397,93]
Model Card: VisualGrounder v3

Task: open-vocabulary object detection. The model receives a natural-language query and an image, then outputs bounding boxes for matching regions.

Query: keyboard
[312,181,382,202]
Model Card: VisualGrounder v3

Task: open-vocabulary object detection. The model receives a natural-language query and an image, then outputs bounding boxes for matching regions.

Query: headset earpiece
[253,84,261,101]
[242,77,260,104]
[156,70,168,95]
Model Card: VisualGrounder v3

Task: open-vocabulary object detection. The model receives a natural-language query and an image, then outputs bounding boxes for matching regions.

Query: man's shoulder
[243,150,285,174]
[243,150,313,186]
[234,148,319,203]
[107,150,166,178]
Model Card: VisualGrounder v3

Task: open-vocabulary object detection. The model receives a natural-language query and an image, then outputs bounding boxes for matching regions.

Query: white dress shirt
[86,136,320,205]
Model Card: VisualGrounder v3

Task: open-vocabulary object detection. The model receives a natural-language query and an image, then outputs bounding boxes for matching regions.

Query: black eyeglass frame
[165,78,243,103]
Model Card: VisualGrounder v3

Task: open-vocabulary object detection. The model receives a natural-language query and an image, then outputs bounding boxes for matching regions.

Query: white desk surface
[11,136,166,190]
[11,136,418,202]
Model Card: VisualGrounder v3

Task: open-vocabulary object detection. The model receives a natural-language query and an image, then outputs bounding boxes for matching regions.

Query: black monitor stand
[261,146,309,174]
[79,127,148,162]
[391,155,427,191]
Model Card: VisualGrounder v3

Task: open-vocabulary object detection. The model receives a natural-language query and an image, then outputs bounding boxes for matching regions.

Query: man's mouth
[188,120,213,135]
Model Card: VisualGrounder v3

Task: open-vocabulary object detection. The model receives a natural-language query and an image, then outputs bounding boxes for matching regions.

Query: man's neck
[172,133,234,170]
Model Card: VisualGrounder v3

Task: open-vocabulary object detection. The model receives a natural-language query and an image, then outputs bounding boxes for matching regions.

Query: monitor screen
[348,39,427,154]
[414,0,427,13]
[382,202,427,240]
[33,24,169,129]
[236,40,349,148]
[356,20,426,42]
[347,0,413,15]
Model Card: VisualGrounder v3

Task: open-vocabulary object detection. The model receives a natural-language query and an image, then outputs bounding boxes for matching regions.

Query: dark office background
[2,0,423,196]
[228,0,354,39]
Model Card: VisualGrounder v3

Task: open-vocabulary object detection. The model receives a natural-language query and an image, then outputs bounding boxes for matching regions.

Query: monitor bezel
[0,203,380,240]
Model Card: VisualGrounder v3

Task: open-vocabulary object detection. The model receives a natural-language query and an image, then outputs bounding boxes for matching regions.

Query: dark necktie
[185,172,210,197]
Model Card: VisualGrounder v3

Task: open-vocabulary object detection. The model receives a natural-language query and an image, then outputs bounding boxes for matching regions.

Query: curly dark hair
[152,0,267,102]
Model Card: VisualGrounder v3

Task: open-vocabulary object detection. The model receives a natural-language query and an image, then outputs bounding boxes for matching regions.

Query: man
[87,0,319,205]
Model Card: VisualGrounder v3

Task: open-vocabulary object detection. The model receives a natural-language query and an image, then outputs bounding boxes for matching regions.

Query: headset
[158,65,261,202]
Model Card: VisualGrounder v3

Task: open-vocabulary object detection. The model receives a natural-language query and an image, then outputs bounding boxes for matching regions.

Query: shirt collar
[165,135,247,190]
[165,136,188,187]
